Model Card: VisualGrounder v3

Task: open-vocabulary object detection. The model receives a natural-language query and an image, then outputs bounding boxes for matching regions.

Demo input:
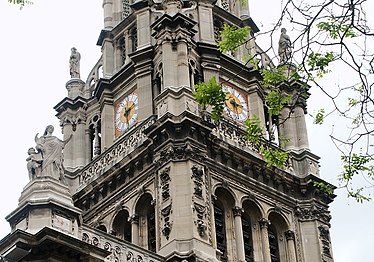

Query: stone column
[130,214,139,245]
[285,230,297,262]
[278,106,297,150]
[247,87,266,134]
[259,218,271,262]
[102,39,115,77]
[162,39,177,88]
[233,206,245,262]
[103,0,114,30]
[73,118,87,168]
[294,106,309,149]
[177,40,190,87]
[101,99,114,151]
[85,128,92,164]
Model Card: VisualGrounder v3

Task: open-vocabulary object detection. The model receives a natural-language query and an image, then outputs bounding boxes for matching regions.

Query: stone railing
[201,111,295,173]
[81,226,165,262]
[77,116,157,189]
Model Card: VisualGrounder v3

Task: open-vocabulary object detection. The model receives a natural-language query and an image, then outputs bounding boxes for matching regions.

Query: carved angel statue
[69,47,81,78]
[278,28,292,64]
[26,147,42,180]
[33,125,72,183]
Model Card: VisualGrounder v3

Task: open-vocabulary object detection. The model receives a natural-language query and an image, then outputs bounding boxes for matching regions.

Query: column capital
[259,218,270,229]
[285,230,295,240]
[129,214,139,224]
[232,206,244,217]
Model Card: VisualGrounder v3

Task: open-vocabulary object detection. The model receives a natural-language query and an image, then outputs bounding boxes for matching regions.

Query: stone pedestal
[6,177,82,237]
[66,78,85,99]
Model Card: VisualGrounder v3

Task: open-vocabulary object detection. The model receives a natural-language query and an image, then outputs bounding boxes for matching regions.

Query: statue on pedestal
[28,125,72,183]
[278,28,292,64]
[69,47,81,79]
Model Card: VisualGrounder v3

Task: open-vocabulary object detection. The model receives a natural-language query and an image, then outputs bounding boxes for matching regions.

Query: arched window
[130,27,137,53]
[135,193,156,252]
[89,115,101,160]
[112,210,132,241]
[242,200,262,261]
[214,187,235,261]
[268,223,280,262]
[268,212,289,262]
[214,203,227,261]
[242,215,254,261]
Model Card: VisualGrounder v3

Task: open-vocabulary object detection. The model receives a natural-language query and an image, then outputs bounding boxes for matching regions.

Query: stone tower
[0,0,334,261]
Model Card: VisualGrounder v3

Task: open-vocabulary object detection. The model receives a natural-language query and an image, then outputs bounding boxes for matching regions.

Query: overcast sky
[0,0,373,261]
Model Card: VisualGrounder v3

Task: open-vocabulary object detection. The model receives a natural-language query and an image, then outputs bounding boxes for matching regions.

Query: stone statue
[69,47,81,78]
[26,147,42,180]
[34,125,72,183]
[278,28,292,64]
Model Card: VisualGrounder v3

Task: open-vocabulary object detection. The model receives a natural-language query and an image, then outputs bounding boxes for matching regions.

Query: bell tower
[0,0,335,262]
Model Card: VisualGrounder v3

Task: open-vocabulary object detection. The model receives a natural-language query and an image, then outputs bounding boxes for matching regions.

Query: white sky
[0,0,373,261]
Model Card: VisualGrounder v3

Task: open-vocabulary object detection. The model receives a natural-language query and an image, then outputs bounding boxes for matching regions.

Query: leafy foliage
[243,116,263,145]
[193,77,227,122]
[313,181,334,197]
[339,153,374,202]
[8,0,33,8]
[307,52,336,77]
[260,146,289,169]
[317,19,357,39]
[314,109,325,125]
[265,88,292,117]
[259,67,288,89]
[217,24,250,53]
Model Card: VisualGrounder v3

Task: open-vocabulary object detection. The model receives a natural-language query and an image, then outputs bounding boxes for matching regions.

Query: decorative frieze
[154,143,207,168]
[295,205,331,223]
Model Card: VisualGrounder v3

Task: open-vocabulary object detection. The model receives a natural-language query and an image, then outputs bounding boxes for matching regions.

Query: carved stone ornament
[285,230,295,241]
[193,203,207,237]
[259,218,270,229]
[295,205,332,223]
[191,165,204,198]
[318,225,332,258]
[155,143,207,167]
[232,206,244,217]
[160,167,171,201]
[161,205,172,240]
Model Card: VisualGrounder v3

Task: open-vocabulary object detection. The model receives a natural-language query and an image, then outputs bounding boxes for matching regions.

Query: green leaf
[317,19,357,39]
[243,116,263,145]
[313,181,334,197]
[193,77,227,122]
[307,52,336,77]
[260,145,288,168]
[218,24,250,53]
[265,88,291,117]
[314,109,325,124]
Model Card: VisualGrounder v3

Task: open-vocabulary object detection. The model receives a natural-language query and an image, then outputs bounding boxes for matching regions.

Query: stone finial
[69,47,81,78]
[278,28,292,64]
[34,125,72,183]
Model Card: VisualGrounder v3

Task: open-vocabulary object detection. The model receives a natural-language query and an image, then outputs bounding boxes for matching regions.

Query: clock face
[222,85,248,122]
[115,93,139,133]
